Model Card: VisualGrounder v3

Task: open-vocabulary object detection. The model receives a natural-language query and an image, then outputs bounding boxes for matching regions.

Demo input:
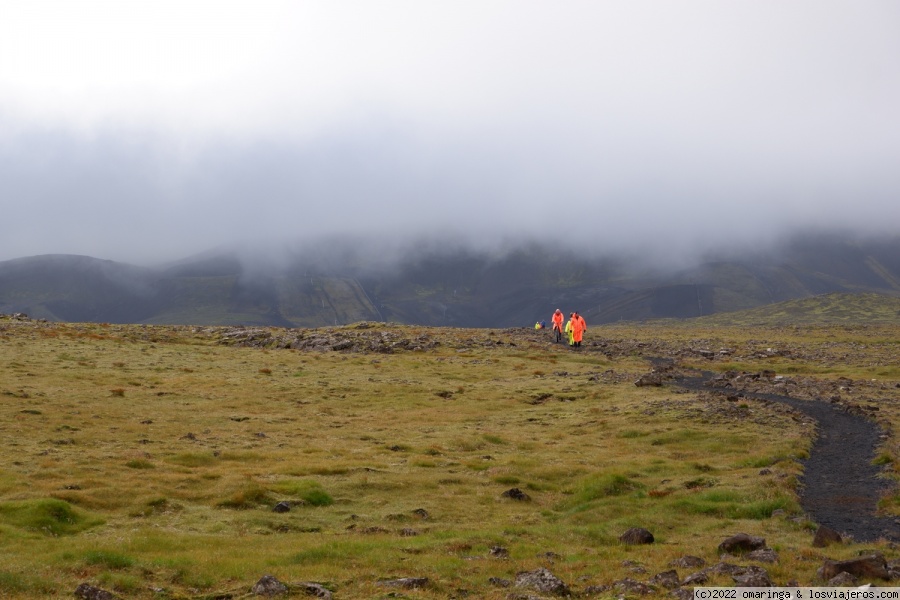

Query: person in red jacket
[571,311,585,348]
[551,309,564,343]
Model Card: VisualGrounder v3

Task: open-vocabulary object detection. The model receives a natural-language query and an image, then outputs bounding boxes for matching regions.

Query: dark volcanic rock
[718,533,766,554]
[819,554,890,581]
[296,583,332,599]
[813,525,843,548]
[670,556,706,569]
[75,583,116,600]
[649,569,681,589]
[733,566,773,587]
[377,577,429,589]
[747,548,779,563]
[502,487,531,501]
[252,574,289,596]
[614,578,654,595]
[619,527,654,545]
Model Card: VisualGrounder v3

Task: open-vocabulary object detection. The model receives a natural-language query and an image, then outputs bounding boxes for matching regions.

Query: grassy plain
[0,312,898,598]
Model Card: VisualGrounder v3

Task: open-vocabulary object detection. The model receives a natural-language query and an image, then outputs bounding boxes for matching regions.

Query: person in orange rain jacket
[570,311,585,348]
[551,309,564,343]
[577,312,587,337]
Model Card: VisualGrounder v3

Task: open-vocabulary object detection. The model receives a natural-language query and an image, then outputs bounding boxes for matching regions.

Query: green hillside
[682,292,900,327]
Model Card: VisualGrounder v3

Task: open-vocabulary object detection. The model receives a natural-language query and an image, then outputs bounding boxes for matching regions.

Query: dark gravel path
[674,368,900,542]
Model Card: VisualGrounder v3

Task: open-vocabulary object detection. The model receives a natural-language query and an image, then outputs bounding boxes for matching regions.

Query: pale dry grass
[0,317,897,598]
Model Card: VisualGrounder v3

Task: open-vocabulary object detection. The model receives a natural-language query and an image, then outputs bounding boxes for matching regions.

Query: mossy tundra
[0,313,898,598]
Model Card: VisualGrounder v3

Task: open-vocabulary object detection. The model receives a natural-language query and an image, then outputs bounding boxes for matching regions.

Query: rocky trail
[659,361,900,543]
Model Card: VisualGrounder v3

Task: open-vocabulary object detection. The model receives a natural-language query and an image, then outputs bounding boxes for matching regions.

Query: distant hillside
[681,292,900,327]
[1,234,898,327]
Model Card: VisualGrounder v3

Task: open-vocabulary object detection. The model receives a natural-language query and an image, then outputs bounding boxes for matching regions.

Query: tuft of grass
[84,550,135,570]
[559,473,643,512]
[217,483,272,509]
[0,498,103,536]
[270,480,334,507]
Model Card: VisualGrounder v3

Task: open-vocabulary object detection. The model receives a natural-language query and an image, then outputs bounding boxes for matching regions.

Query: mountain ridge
[1,234,898,327]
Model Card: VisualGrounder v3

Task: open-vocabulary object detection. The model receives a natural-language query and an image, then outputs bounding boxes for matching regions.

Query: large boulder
[819,554,890,581]
[620,527,655,545]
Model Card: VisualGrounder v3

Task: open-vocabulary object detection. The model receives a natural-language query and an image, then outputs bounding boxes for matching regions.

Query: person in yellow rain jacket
[564,313,575,346]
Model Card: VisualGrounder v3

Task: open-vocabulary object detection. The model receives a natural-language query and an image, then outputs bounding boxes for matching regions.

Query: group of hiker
[544,308,585,347]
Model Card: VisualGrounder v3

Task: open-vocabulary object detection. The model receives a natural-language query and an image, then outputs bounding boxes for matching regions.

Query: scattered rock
[412,507,430,519]
[502,487,531,501]
[826,572,859,586]
[819,554,890,581]
[273,501,291,513]
[622,559,647,574]
[635,372,666,387]
[682,571,708,586]
[813,525,843,548]
[252,575,289,596]
[620,527,654,545]
[539,551,562,561]
[75,583,116,600]
[718,533,766,555]
[515,567,570,596]
[649,569,681,589]
[613,578,654,595]
[670,556,706,569]
[671,588,695,600]
[583,584,612,596]
[296,582,333,599]
[489,546,509,558]
[377,577,429,589]
[488,576,511,587]
[733,566,773,587]
[747,548,779,563]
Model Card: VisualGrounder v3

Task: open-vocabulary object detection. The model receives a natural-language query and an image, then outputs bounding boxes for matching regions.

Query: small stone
[251,575,288,597]
[377,577,429,589]
[515,568,570,596]
[502,487,531,501]
[74,583,116,600]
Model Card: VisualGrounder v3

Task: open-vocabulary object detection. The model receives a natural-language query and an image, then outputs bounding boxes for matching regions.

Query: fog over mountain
[1,2,899,268]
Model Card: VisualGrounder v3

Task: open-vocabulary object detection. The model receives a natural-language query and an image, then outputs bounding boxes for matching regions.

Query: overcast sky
[1,1,898,266]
